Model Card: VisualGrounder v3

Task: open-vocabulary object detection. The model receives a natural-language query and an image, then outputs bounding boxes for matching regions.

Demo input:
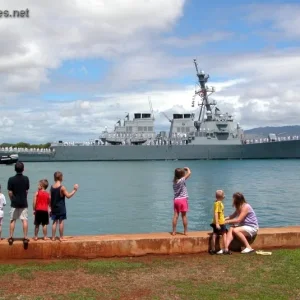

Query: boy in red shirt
[33,179,50,240]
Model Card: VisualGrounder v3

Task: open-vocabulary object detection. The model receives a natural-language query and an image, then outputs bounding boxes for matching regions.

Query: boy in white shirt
[0,184,6,240]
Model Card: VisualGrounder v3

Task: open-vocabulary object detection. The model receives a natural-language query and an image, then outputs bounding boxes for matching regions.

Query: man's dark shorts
[210,223,228,235]
[51,214,67,221]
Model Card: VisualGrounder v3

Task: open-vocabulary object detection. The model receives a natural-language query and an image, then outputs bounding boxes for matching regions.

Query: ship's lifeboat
[0,154,18,165]
[105,139,123,145]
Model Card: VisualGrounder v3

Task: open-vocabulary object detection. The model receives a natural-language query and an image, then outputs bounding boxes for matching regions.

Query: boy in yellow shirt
[209,190,229,255]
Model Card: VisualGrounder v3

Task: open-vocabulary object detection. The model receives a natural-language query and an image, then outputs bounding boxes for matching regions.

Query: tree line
[0,142,51,149]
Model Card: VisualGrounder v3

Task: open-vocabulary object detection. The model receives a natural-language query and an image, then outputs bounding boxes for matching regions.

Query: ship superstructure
[97,59,243,147]
[100,112,156,146]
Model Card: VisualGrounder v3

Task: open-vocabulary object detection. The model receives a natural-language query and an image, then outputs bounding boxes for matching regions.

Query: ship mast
[148,96,154,120]
[161,112,173,141]
[193,59,215,130]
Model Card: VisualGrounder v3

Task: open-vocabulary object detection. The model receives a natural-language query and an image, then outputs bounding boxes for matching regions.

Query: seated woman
[224,192,259,254]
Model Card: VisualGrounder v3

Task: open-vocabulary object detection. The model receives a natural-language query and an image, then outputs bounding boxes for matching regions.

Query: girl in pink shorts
[172,167,191,236]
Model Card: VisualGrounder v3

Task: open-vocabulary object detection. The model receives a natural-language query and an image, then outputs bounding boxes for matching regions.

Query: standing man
[7,161,30,245]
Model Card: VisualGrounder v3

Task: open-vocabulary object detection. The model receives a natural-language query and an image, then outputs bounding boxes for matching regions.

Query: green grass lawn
[0,249,300,299]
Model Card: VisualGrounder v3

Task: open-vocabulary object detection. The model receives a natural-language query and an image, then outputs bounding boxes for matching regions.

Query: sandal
[8,237,14,246]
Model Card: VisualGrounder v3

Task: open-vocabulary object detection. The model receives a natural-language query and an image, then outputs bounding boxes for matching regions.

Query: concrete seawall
[0,226,299,259]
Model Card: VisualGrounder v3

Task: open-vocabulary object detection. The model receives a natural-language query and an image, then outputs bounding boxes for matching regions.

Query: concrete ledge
[0,226,300,259]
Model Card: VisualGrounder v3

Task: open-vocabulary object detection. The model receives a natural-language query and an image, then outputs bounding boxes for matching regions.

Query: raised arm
[61,184,78,199]
[183,167,191,180]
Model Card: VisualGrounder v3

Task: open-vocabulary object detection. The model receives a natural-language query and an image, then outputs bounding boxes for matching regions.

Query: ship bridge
[114,112,155,135]
[172,113,195,134]
[101,112,156,145]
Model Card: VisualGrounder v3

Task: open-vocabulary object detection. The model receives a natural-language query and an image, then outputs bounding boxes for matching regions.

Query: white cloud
[0,0,185,93]
[0,84,198,142]
[0,117,14,128]
[246,3,300,39]
[0,1,300,143]
[102,52,193,91]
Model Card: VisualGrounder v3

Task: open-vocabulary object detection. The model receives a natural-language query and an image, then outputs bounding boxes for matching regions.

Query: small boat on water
[0,154,18,165]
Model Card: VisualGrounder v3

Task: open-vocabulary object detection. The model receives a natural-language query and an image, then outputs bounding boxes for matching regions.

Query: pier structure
[0,226,299,259]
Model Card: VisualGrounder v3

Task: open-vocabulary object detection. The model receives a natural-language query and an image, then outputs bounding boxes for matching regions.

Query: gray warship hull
[8,139,300,162]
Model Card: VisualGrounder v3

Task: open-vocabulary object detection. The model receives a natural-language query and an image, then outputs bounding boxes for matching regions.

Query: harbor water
[0,160,299,238]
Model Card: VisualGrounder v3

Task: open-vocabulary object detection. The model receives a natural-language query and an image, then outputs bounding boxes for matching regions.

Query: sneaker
[241,247,254,254]
[209,249,216,255]
[224,250,232,255]
[216,249,224,255]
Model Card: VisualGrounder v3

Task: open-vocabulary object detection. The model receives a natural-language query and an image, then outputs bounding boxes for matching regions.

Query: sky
[1,0,300,143]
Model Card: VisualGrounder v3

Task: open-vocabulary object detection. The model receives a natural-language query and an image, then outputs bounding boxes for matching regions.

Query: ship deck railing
[0,147,54,154]
[244,136,299,144]
[48,135,300,147]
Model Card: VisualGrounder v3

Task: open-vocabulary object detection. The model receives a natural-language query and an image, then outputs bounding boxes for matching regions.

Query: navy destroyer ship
[1,59,300,161]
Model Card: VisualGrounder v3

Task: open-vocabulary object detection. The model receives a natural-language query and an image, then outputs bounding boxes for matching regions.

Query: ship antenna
[193,59,214,122]
[161,112,173,141]
[193,59,200,75]
[148,96,154,120]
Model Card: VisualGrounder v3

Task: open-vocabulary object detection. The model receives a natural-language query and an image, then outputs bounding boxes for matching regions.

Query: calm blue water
[0,160,299,237]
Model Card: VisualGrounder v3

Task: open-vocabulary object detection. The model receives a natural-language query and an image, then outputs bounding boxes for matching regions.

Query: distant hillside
[244,125,300,138]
